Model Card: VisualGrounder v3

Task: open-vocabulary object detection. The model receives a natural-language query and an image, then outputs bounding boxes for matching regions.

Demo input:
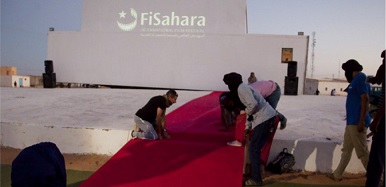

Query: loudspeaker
[284,76,298,95]
[287,61,297,77]
[44,60,54,74]
[43,73,56,88]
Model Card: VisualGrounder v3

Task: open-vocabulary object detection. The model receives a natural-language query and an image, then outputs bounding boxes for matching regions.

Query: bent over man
[224,72,277,186]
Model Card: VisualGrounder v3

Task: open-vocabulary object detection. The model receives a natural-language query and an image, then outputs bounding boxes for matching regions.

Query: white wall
[47,32,308,92]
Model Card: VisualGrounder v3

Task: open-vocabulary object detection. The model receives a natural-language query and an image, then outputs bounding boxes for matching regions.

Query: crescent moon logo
[117,8,137,31]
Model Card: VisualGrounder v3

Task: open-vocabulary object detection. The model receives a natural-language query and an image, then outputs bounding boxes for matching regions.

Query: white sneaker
[245,179,263,186]
[227,140,242,147]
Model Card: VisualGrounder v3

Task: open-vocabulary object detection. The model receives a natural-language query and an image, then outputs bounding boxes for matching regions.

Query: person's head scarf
[223,72,243,93]
[341,59,363,83]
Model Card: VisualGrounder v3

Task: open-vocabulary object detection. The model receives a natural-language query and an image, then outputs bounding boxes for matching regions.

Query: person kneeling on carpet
[130,89,178,140]
[219,91,245,131]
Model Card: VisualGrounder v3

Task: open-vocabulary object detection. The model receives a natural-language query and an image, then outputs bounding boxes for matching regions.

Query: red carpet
[80,92,244,187]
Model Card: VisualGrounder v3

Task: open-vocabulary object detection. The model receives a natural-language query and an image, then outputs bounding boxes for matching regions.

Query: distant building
[304,78,319,95]
[0,66,17,76]
[0,66,31,87]
[305,78,349,96]
[1,75,31,88]
[30,75,44,87]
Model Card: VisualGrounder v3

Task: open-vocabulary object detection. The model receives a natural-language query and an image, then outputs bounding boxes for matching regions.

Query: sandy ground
[1,146,109,172]
[1,146,367,186]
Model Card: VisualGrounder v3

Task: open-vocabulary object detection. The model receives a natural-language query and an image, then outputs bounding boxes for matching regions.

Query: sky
[1,0,385,79]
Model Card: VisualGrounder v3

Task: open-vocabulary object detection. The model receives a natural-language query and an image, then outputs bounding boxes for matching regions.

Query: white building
[0,75,31,88]
[305,78,349,96]
[47,0,310,93]
[0,66,31,88]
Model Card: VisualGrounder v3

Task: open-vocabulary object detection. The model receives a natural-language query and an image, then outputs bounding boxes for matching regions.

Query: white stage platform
[0,87,370,173]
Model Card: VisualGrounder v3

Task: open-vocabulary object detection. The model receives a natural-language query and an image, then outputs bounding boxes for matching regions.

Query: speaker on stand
[43,60,56,88]
[284,76,298,95]
[287,61,297,77]
[284,61,298,95]
[44,60,54,74]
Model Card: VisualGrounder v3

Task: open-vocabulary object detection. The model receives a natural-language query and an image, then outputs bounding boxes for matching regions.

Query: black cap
[342,59,363,72]
[223,72,242,85]
[223,72,243,93]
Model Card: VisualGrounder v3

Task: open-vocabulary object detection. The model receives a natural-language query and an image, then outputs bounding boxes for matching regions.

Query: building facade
[305,78,349,96]
[47,0,309,93]
[0,75,30,87]
[0,66,17,76]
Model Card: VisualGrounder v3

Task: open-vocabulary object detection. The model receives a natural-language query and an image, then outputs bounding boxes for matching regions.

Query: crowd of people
[129,50,385,186]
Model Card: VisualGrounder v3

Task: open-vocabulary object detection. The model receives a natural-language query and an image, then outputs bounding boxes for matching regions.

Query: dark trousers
[250,117,275,183]
[366,116,385,187]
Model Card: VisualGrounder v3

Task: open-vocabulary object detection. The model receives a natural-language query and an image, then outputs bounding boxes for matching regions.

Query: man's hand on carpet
[158,133,163,140]
[163,130,171,139]
[244,128,251,138]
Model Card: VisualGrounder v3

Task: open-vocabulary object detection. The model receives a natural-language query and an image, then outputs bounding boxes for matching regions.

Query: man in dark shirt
[131,89,178,140]
[366,50,385,187]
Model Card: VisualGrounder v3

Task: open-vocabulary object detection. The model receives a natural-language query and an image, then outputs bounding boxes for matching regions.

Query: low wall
[1,121,368,173]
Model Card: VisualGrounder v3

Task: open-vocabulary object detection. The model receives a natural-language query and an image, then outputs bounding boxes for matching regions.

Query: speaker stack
[284,61,298,95]
[43,60,56,88]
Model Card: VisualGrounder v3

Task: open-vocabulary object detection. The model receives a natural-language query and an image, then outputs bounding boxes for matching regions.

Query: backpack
[11,142,66,187]
[267,148,295,174]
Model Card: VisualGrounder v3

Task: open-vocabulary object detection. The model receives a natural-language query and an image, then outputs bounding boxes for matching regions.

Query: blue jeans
[249,116,276,183]
[366,116,385,187]
[265,84,286,122]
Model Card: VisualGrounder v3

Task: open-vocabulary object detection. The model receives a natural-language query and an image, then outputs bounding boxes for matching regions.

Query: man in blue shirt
[331,59,371,181]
